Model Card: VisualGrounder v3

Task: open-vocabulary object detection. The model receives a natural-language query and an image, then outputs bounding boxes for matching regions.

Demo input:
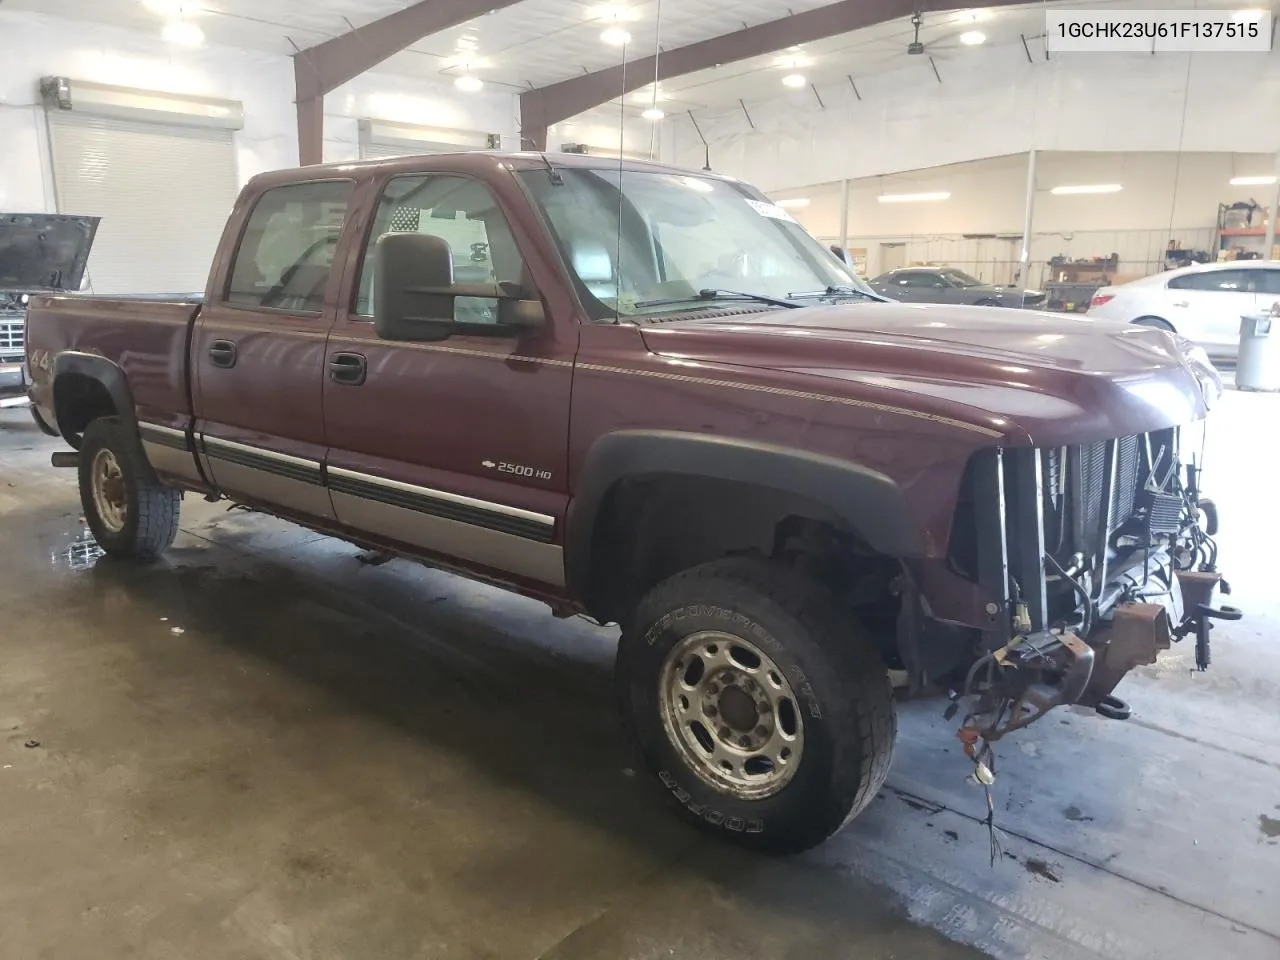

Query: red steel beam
[294,0,525,164]
[520,0,1029,150]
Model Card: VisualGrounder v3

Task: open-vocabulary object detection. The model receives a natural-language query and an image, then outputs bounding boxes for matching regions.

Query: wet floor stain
[1024,858,1062,883]
[896,791,944,815]
[1259,814,1280,840]
[49,527,104,570]
[1063,804,1095,822]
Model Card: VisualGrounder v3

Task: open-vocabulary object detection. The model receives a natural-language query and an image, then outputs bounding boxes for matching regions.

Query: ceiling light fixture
[589,4,635,22]
[781,73,807,88]
[1229,175,1277,186]
[600,25,632,45]
[775,198,810,209]
[143,0,200,15]
[774,53,811,68]
[455,35,479,50]
[959,30,986,45]
[877,191,951,203]
[641,107,665,120]
[1050,183,1122,195]
[454,74,484,92]
[161,18,204,45]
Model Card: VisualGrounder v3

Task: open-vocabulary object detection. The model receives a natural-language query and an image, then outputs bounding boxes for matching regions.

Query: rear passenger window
[1252,269,1280,295]
[1168,270,1248,292]
[226,180,352,313]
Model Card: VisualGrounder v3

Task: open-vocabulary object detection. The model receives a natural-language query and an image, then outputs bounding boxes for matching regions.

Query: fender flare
[50,352,137,444]
[566,430,922,600]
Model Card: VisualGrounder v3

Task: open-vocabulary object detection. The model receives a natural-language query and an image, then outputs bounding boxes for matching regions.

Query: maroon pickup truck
[25,152,1235,852]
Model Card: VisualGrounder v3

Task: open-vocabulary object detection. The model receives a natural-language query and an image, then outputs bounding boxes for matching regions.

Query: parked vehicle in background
[868,266,1044,308]
[25,153,1233,853]
[0,214,99,397]
[1088,260,1280,360]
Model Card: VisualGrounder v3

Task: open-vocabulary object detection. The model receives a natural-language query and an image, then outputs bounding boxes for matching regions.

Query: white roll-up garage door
[361,138,459,160]
[358,119,493,160]
[47,113,239,295]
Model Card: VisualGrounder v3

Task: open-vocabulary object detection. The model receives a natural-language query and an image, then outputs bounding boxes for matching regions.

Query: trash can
[1236,310,1280,392]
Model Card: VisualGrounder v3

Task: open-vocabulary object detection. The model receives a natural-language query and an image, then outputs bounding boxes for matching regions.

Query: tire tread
[80,417,180,559]
[624,557,896,851]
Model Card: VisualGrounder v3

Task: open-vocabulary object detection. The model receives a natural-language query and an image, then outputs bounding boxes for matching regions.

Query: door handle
[328,352,367,385]
[209,339,237,368]
[1171,301,1189,308]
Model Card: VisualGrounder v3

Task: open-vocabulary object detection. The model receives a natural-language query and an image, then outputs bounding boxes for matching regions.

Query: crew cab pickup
[26,153,1235,852]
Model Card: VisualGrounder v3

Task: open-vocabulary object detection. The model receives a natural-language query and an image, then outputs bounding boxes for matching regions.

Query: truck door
[322,172,575,588]
[192,179,353,519]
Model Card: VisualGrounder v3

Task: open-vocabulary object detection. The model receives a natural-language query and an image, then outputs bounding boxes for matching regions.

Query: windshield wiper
[634,288,800,310]
[787,285,880,301]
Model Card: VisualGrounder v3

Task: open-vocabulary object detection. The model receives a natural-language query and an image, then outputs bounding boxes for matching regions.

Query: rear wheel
[78,417,180,559]
[617,557,896,853]
[1133,315,1175,332]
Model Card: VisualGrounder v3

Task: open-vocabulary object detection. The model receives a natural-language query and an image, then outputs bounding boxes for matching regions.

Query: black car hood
[0,214,100,292]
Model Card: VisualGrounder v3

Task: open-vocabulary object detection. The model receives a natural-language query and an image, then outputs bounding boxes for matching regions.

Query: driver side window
[354,174,524,323]
[896,271,934,288]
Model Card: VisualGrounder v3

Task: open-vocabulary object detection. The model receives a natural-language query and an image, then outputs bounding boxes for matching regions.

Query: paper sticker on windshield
[745,199,798,223]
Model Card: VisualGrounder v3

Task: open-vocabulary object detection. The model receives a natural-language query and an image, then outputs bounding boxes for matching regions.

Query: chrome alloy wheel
[658,630,805,799]
[91,448,128,533]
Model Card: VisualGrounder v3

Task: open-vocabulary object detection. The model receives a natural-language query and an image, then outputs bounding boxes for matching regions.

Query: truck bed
[26,294,201,428]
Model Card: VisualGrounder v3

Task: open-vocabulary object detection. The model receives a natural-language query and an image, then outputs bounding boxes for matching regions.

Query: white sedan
[1087,260,1280,359]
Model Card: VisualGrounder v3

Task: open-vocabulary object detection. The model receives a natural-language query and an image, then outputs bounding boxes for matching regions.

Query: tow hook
[1175,602,1243,671]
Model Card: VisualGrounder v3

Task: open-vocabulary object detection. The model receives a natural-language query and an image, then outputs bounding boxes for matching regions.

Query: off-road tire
[617,557,896,853]
[78,417,180,559]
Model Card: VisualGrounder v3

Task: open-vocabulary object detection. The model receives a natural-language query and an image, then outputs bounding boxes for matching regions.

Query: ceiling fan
[903,8,985,58]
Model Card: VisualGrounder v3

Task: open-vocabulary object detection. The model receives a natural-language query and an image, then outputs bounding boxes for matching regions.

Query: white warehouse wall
[776,151,1279,236]
[666,42,1280,193]
[0,8,519,212]
[771,150,1278,285]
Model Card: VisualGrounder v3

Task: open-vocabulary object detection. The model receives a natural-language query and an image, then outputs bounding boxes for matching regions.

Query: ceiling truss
[519,0,1032,150]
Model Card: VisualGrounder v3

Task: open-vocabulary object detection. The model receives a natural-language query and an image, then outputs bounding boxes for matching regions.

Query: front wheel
[78,417,180,559]
[617,558,896,853]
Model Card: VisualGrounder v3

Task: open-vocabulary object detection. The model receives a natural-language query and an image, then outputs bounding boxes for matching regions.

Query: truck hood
[638,302,1216,446]
[0,214,100,292]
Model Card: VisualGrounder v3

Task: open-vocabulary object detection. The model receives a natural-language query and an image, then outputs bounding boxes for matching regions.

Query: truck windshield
[518,167,873,320]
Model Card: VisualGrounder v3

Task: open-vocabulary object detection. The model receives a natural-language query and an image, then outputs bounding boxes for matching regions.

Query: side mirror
[373,232,544,342]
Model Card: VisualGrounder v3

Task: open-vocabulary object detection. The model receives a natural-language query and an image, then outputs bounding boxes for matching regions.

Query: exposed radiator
[1078,441,1108,540]
[1111,434,1142,526]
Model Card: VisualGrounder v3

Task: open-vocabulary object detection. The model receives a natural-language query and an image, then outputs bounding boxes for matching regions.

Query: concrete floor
[1,390,1278,960]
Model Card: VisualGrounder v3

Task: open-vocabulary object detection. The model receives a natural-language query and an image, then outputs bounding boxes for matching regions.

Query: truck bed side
[27,294,202,449]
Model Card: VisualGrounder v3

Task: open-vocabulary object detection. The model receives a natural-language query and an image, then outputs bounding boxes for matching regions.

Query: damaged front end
[949,429,1238,747]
